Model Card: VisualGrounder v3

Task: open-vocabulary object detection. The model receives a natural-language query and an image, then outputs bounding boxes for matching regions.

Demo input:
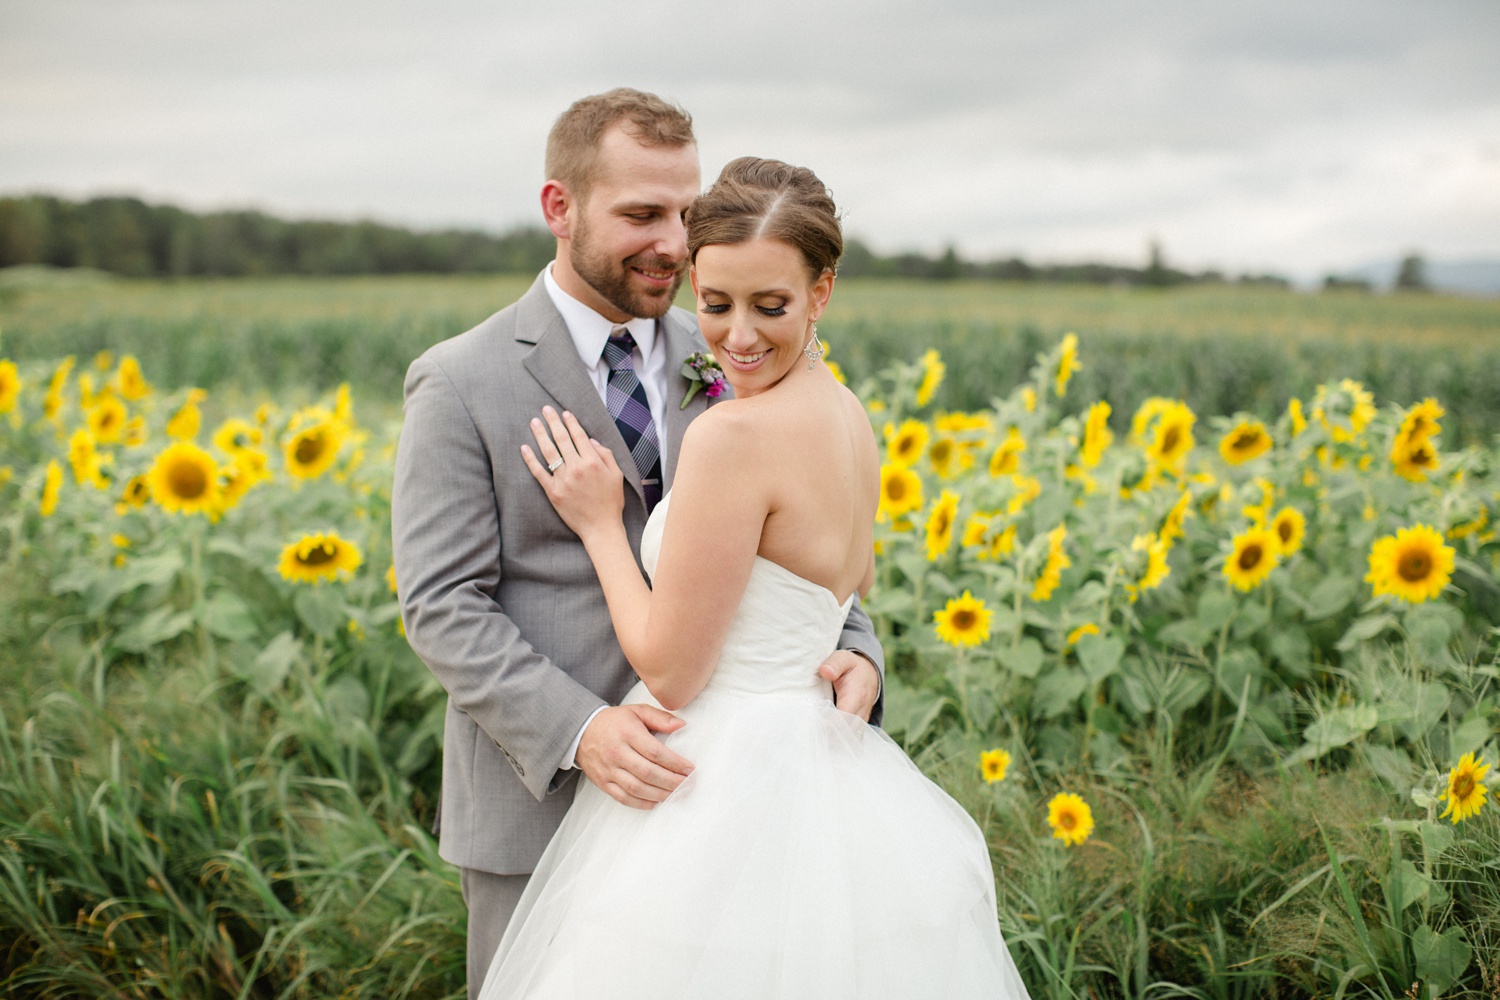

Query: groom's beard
[570,219,685,320]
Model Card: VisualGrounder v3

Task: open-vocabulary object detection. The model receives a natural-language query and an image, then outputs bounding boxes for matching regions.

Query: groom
[391,88,886,996]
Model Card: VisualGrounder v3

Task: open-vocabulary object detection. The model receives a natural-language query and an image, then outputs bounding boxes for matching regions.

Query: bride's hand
[522,406,626,542]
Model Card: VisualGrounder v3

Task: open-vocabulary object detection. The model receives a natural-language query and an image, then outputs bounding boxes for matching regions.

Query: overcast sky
[3,0,1497,280]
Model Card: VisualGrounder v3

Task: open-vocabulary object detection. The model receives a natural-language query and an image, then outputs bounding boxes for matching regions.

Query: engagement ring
[547,457,564,473]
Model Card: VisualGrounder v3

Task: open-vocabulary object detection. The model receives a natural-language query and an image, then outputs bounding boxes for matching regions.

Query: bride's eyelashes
[699,300,790,317]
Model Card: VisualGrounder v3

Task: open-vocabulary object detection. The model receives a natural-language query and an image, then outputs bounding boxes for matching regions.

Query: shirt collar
[543,264,657,366]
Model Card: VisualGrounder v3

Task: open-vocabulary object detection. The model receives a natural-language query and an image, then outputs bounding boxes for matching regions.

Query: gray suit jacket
[392,274,885,875]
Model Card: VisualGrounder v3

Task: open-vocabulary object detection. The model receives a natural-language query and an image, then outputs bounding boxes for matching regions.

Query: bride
[488,157,1031,998]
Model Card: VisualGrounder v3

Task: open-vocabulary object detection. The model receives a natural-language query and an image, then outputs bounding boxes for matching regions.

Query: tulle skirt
[479,684,1031,999]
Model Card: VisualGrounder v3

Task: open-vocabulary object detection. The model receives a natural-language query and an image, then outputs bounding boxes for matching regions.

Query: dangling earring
[802,322,825,371]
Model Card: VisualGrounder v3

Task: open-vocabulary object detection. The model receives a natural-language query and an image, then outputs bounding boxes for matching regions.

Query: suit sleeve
[392,355,606,801]
[836,595,886,727]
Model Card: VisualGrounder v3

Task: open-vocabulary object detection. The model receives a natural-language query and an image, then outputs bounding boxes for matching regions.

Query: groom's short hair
[546,88,695,203]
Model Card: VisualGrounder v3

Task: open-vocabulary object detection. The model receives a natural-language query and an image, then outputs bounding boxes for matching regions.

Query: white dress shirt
[542,264,673,770]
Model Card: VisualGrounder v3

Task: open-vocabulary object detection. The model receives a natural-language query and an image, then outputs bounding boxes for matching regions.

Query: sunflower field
[3,292,1500,997]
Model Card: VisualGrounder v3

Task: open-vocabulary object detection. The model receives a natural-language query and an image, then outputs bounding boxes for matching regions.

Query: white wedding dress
[479,493,1031,999]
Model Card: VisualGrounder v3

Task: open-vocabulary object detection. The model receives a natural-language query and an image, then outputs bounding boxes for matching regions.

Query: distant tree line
[0,194,556,277]
[0,193,1292,287]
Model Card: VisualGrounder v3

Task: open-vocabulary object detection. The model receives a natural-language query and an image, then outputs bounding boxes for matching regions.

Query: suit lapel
[516,281,645,507]
[661,308,715,489]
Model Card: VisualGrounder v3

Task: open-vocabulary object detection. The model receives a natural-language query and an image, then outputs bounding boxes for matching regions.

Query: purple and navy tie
[604,329,662,511]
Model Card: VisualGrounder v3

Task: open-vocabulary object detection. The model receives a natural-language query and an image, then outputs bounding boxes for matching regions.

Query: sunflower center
[295,431,327,465]
[932,442,951,463]
[168,461,208,499]
[299,543,338,567]
[886,479,908,501]
[1059,813,1076,829]
[1277,521,1294,544]
[1452,773,1474,798]
[1237,543,1264,570]
[952,609,976,630]
[1161,427,1180,454]
[1232,430,1258,450]
[1397,548,1431,582]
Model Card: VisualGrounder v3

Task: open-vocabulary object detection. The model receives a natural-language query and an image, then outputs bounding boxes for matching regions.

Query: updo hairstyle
[687,157,843,279]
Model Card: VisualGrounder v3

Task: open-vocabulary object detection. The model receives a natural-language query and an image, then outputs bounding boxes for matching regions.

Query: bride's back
[742,372,878,603]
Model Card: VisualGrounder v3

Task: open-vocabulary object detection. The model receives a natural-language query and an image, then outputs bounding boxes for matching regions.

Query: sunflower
[1223,526,1280,591]
[826,360,847,385]
[1124,532,1171,602]
[39,460,62,516]
[1031,524,1071,602]
[43,356,75,423]
[113,355,151,401]
[1270,507,1306,556]
[1046,792,1094,846]
[1065,623,1100,648]
[1287,397,1307,436]
[1145,403,1196,472]
[1160,489,1193,543]
[879,464,923,521]
[1006,474,1043,516]
[1449,507,1489,541]
[1390,434,1440,482]
[884,419,929,467]
[961,512,1012,560]
[1219,420,1272,465]
[928,436,969,479]
[1021,386,1037,413]
[277,532,364,585]
[1311,379,1376,443]
[119,475,151,509]
[216,450,270,513]
[1438,752,1490,825]
[85,392,128,444]
[989,428,1027,478]
[67,429,110,489]
[1055,333,1080,397]
[925,490,960,561]
[0,359,21,413]
[915,349,945,407]
[334,383,354,422]
[1130,397,1175,444]
[980,748,1011,784]
[1366,524,1454,604]
[147,442,222,515]
[285,415,348,480]
[386,563,399,594]
[166,389,206,441]
[1397,398,1444,444]
[935,411,994,435]
[1079,401,1112,468]
[934,590,992,647]
[213,417,264,456]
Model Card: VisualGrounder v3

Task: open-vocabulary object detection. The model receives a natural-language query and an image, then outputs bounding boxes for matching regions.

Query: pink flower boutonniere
[680,352,727,409]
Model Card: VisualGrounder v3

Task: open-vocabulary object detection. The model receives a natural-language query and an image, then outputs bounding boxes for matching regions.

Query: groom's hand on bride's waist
[818,651,880,723]
[576,705,695,809]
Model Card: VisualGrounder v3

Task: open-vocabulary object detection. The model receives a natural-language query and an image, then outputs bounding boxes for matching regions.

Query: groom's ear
[540,180,574,239]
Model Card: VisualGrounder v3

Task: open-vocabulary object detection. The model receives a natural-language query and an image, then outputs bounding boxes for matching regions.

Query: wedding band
[547,457,564,473]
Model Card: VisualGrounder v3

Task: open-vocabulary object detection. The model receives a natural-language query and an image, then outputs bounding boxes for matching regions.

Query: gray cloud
[2,0,1496,278]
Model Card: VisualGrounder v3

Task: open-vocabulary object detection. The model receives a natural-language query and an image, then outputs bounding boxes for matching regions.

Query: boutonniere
[679,352,727,409]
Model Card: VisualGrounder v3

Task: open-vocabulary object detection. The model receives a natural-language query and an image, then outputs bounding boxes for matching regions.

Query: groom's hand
[576,705,695,810]
[819,651,880,722]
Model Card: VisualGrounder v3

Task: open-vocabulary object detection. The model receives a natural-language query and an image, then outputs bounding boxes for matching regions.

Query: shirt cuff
[562,705,609,770]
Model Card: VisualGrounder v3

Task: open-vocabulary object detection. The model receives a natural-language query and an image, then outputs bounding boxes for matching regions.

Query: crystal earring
[802,322,825,371]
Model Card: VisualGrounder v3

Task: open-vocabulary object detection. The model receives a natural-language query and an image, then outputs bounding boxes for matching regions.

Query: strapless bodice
[640,492,855,699]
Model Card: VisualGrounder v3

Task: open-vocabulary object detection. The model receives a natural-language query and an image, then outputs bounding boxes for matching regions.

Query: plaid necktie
[603,328,663,511]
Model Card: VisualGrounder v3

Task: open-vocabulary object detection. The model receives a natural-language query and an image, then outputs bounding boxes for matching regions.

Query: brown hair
[687,157,843,277]
[546,88,695,202]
